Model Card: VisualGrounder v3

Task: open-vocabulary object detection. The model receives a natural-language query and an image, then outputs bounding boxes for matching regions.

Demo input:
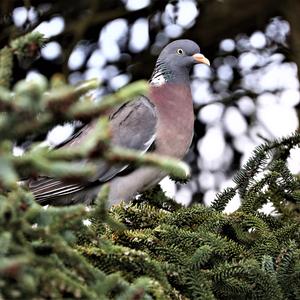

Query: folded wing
[30,95,157,204]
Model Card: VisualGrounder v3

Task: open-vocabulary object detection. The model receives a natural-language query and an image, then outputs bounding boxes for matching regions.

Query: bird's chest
[150,84,194,159]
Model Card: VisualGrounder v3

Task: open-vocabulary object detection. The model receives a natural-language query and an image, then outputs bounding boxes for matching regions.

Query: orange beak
[193,53,210,66]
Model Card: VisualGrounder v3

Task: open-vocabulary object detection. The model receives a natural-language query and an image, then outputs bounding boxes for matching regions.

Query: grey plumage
[29,39,210,206]
[30,96,157,205]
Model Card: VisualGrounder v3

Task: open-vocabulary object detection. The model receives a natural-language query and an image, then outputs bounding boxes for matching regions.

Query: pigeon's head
[151,39,210,85]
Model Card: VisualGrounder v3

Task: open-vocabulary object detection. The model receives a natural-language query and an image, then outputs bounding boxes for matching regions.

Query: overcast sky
[13,1,300,214]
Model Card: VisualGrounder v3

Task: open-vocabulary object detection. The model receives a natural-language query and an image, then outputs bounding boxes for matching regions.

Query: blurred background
[1,0,300,211]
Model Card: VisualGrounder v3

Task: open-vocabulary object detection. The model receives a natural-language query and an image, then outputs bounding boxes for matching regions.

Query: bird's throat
[150,61,191,87]
[149,61,173,86]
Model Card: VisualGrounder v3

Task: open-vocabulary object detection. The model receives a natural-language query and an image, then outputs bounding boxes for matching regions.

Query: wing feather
[30,95,157,203]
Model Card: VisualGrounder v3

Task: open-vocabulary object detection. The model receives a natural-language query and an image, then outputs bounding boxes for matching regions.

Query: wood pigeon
[29,39,210,206]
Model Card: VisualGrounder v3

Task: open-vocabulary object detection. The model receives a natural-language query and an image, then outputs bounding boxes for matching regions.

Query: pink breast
[149,83,194,158]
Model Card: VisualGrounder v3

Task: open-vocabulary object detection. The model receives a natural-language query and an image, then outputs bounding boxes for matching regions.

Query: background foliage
[0,0,300,299]
[2,0,300,206]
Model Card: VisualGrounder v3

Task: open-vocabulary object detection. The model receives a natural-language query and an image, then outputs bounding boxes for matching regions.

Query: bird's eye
[176,48,184,55]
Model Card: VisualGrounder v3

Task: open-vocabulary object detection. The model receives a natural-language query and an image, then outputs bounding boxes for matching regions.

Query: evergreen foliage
[79,133,300,299]
[0,31,300,299]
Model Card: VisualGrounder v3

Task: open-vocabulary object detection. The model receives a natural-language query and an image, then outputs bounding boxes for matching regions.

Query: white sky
[13,3,300,211]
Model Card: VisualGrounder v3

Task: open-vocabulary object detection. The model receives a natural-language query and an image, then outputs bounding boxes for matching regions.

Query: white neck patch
[149,73,167,87]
